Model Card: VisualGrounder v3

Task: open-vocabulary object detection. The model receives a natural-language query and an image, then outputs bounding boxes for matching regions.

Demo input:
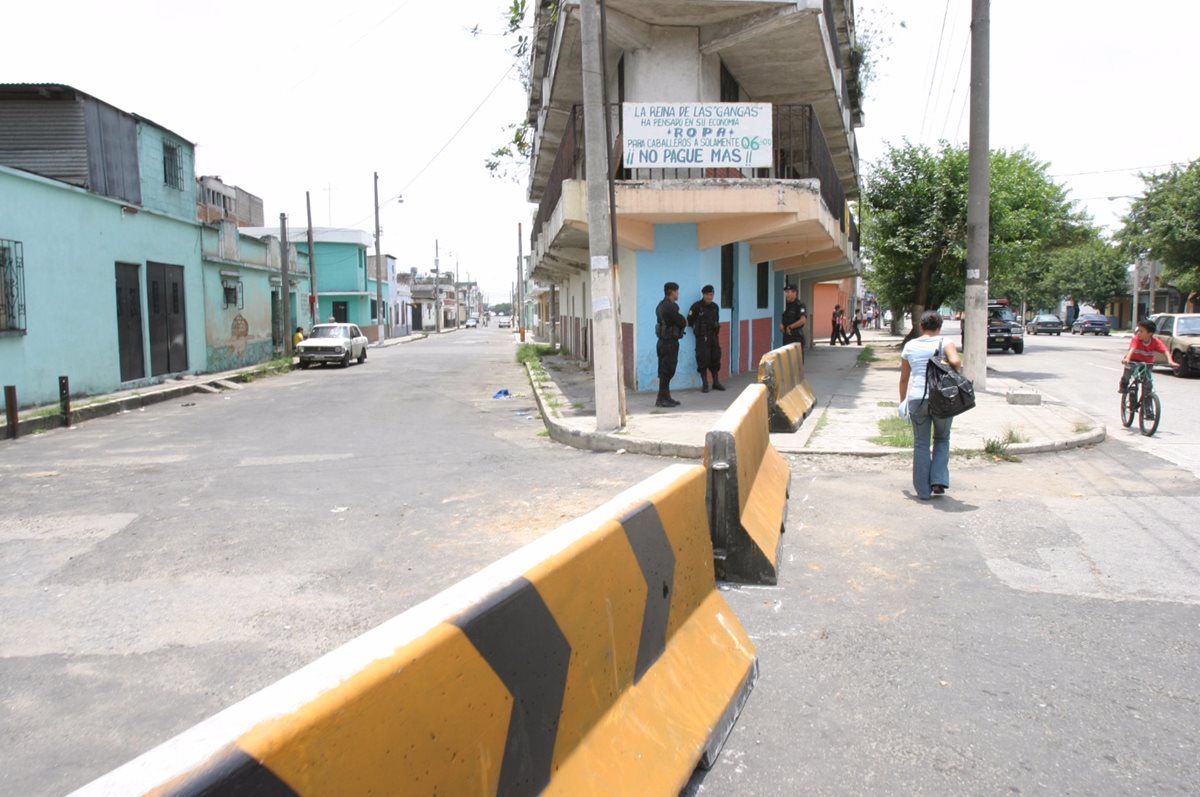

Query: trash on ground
[493,389,511,399]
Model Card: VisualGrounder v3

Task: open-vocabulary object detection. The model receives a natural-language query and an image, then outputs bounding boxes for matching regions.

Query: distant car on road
[497,315,512,328]
[296,323,368,368]
[464,317,479,328]
[1071,314,1111,335]
[1153,313,1200,377]
[1026,314,1064,335]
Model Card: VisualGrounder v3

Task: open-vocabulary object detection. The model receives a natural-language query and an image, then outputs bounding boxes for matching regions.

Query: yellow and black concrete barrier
[757,342,816,433]
[71,465,757,797]
[705,384,791,584]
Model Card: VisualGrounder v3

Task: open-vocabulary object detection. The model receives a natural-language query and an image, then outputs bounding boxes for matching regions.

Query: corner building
[525,0,863,393]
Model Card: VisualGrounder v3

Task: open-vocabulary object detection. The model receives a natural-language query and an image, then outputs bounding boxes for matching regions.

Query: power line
[918,0,952,143]
[1050,162,1182,178]
[940,31,971,141]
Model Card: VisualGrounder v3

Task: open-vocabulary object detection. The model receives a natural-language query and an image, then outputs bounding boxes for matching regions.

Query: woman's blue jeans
[909,399,952,498]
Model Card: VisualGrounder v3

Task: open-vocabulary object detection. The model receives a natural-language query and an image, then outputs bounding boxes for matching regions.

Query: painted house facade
[524,0,862,392]
[0,84,207,406]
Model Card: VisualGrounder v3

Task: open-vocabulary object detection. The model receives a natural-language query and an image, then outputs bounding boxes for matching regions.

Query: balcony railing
[531,104,858,256]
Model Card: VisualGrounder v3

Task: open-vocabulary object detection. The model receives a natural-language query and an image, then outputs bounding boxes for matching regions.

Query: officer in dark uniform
[780,282,807,351]
[655,281,687,407]
[687,284,725,393]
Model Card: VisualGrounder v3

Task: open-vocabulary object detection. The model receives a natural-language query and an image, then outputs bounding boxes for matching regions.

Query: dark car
[1026,313,1063,335]
[1071,314,1111,335]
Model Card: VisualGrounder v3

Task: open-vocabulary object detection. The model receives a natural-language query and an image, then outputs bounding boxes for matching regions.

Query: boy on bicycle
[1120,320,1178,391]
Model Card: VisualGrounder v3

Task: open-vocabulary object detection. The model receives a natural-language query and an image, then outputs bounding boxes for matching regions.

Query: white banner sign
[622,102,774,169]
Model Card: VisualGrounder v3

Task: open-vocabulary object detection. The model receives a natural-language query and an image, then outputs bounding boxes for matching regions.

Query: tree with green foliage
[1117,158,1200,309]
[863,141,1087,331]
[1043,238,1130,316]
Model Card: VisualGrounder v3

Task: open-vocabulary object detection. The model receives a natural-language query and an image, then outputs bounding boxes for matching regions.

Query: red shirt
[1128,335,1167,363]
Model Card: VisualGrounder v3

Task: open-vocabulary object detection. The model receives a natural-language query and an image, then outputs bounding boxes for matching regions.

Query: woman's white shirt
[902,335,944,401]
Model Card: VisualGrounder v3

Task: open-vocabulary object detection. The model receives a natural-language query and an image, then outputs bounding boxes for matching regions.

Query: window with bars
[163,142,183,189]
[0,239,26,333]
[222,278,243,309]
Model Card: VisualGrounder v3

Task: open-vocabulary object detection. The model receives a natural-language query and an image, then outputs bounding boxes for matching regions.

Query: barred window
[163,142,183,189]
[222,278,243,309]
[0,239,27,333]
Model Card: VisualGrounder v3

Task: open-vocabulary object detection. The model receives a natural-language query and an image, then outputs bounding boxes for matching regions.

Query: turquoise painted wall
[299,241,388,327]
[0,166,205,407]
[136,124,196,220]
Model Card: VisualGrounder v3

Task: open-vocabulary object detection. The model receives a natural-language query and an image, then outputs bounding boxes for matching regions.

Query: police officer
[780,283,807,349]
[655,281,687,407]
[687,284,725,393]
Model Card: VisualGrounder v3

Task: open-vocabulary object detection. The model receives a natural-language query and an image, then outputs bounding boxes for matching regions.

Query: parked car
[964,302,1024,353]
[1026,314,1064,335]
[497,315,512,328]
[1153,313,1200,377]
[464,317,479,328]
[1071,314,1111,335]
[296,323,368,368]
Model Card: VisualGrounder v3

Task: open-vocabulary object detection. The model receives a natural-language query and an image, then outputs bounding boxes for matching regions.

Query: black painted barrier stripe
[620,501,677,684]
[161,747,299,797]
[453,577,571,797]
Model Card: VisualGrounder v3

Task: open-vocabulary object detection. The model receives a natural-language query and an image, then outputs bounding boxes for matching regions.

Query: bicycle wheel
[1120,386,1137,427]
[1139,390,1161,436]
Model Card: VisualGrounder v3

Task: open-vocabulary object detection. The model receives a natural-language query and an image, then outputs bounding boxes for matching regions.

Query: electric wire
[918,0,952,144]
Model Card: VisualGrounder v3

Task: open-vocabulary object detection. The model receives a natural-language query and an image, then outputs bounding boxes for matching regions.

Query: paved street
[0,327,664,796]
[3,323,1199,796]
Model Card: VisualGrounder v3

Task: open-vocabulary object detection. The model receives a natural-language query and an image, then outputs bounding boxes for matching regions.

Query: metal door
[114,263,145,381]
[147,262,188,375]
[333,301,348,323]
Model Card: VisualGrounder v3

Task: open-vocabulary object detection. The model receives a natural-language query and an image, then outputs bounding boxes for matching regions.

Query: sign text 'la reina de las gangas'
[621,103,773,169]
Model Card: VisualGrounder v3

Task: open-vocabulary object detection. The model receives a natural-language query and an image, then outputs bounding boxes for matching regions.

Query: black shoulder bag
[923,338,976,418]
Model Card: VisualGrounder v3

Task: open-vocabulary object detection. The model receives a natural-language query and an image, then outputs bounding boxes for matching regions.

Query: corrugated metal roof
[0,84,196,145]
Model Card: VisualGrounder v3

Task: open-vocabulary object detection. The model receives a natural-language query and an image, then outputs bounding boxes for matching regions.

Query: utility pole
[517,224,526,342]
[580,0,625,430]
[963,0,990,390]
[305,191,319,326]
[434,240,442,334]
[279,213,292,357]
[373,172,385,345]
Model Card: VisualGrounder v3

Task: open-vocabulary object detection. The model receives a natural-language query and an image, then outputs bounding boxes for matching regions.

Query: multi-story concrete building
[524,0,862,392]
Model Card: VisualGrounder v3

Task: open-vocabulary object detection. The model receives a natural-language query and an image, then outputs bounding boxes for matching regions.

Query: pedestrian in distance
[1120,319,1178,391]
[830,305,851,345]
[292,326,305,348]
[780,283,807,350]
[898,310,962,500]
[687,284,725,393]
[655,281,687,408]
[850,308,863,345]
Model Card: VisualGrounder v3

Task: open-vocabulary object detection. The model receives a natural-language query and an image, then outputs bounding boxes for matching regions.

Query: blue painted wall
[136,124,196,220]
[298,241,386,327]
[0,166,206,407]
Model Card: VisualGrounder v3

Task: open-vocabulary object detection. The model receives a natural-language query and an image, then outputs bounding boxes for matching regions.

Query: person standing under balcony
[655,282,687,408]
[780,283,807,351]
[687,284,725,393]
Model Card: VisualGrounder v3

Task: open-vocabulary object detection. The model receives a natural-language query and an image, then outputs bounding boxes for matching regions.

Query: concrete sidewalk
[527,327,1105,459]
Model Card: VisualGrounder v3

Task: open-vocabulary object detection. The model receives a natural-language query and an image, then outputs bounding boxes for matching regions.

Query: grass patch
[1073,421,1094,433]
[24,405,61,420]
[537,429,550,437]
[855,346,877,366]
[805,410,830,440]
[517,343,557,366]
[1004,428,1028,445]
[983,436,1021,462]
[572,402,586,410]
[870,415,914,447]
[877,400,898,408]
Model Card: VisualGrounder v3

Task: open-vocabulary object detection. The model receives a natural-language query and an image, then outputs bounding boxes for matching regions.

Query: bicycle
[1120,361,1161,436]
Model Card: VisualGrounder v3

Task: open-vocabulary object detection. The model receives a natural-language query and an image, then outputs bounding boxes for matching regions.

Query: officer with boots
[687,284,725,393]
[655,281,687,407]
[780,283,808,350]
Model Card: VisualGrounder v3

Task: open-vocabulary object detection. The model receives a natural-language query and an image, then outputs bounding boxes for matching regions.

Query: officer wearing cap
[687,285,725,393]
[780,283,807,348]
[655,282,687,407]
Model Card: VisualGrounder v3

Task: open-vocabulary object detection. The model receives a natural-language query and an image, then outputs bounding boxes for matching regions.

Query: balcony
[528,103,858,283]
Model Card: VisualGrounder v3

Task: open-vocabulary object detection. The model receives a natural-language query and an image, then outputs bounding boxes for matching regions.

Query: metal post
[373,171,385,345]
[517,224,526,342]
[580,0,625,430]
[4,385,17,439]
[434,240,442,334]
[59,376,71,428]
[306,191,319,327]
[963,0,990,391]
[279,213,292,357]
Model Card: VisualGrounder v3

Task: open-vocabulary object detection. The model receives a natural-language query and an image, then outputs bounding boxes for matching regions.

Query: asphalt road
[0,327,665,796]
[975,322,1200,477]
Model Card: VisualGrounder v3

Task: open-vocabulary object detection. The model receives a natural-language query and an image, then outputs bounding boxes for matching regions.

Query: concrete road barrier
[706,384,791,584]
[70,465,757,797]
[757,343,816,433]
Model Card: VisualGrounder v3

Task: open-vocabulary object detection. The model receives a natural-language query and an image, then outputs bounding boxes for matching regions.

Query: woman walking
[898,311,962,500]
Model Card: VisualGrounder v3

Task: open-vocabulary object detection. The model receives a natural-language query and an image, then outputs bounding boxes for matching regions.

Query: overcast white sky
[6,1,1197,301]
